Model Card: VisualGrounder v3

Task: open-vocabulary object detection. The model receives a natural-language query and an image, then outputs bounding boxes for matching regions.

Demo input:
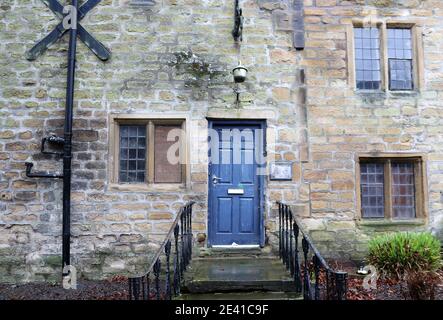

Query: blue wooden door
[208,122,263,246]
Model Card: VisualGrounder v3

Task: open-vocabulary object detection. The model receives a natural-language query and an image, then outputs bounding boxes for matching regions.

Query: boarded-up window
[359,158,422,220]
[154,125,182,183]
[117,120,184,184]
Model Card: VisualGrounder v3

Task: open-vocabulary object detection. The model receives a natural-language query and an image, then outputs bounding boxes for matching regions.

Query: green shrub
[367,232,442,300]
[368,232,441,278]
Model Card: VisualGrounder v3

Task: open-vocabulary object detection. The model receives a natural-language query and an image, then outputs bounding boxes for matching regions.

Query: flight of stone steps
[175,247,302,300]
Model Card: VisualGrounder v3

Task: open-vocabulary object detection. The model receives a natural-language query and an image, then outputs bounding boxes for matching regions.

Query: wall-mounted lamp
[232,62,248,106]
[232,63,248,83]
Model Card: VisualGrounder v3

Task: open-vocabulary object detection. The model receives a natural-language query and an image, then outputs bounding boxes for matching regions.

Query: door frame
[206,119,266,247]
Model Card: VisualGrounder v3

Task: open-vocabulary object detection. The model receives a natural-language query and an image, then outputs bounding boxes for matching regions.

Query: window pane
[360,162,385,218]
[388,28,413,90]
[392,162,416,219]
[354,27,381,90]
[119,125,146,183]
[389,59,413,90]
[154,125,182,183]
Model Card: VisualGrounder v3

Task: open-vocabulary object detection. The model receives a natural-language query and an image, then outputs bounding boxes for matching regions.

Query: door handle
[212,175,222,185]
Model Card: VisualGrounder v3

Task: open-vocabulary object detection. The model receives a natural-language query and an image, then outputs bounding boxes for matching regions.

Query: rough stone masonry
[0,0,442,282]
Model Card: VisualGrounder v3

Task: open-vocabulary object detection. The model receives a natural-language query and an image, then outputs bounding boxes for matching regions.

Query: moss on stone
[169,50,227,93]
[43,255,62,268]
[367,0,423,7]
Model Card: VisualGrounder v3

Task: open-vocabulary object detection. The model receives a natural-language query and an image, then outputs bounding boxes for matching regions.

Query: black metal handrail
[277,202,348,300]
[128,201,195,300]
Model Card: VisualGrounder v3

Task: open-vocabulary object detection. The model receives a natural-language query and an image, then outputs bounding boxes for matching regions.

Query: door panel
[239,197,254,233]
[217,197,233,233]
[208,122,263,245]
[241,150,254,183]
[219,148,232,183]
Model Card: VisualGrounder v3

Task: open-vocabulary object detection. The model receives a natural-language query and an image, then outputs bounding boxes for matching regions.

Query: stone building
[0,0,442,283]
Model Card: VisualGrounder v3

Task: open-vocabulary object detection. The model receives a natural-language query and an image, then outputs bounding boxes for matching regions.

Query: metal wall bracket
[26,0,110,275]
[232,0,243,41]
[233,83,245,107]
[41,134,65,156]
[26,0,111,61]
[25,162,63,179]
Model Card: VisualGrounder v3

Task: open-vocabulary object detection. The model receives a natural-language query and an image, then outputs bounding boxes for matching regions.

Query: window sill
[355,89,385,94]
[354,90,387,103]
[388,90,418,97]
[354,89,418,96]
[108,183,187,193]
[356,218,426,227]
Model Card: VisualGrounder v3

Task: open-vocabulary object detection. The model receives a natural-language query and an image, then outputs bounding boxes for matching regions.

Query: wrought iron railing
[128,201,195,300]
[277,202,348,300]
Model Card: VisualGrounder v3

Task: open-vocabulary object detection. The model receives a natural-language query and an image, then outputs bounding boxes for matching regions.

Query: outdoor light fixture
[232,63,248,83]
[232,62,248,107]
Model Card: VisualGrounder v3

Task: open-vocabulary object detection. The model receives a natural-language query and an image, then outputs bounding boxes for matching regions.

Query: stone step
[183,257,297,294]
[184,279,297,293]
[176,291,302,300]
[195,245,276,259]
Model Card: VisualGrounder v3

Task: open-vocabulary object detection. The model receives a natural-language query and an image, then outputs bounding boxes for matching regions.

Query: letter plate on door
[227,189,244,195]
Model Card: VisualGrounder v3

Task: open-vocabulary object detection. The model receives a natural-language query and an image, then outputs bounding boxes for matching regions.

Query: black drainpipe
[61,0,79,272]
[25,0,79,274]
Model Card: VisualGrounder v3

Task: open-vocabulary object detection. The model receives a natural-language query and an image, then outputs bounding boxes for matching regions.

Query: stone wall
[1,0,442,283]
[300,0,443,261]
[0,0,304,282]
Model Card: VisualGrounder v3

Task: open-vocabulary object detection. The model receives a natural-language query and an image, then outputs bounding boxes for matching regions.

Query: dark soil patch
[346,269,443,300]
[325,260,443,300]
[1,268,442,300]
[0,276,129,300]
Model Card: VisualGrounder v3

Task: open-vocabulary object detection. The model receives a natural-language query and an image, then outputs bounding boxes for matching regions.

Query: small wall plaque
[270,162,292,181]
